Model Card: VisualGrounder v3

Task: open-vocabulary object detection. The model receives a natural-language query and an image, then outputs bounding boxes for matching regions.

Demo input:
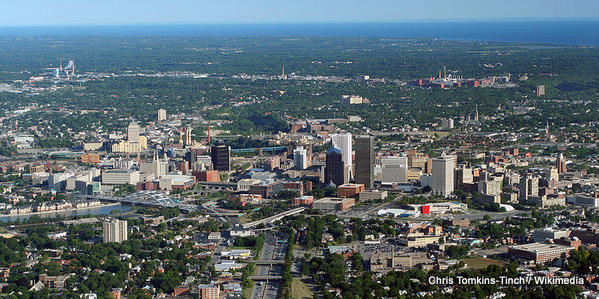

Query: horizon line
[1,17,599,28]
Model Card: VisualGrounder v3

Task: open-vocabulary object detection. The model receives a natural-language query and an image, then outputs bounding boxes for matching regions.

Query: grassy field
[419,131,451,138]
[242,281,254,299]
[291,277,314,299]
[463,257,506,270]
[238,214,251,224]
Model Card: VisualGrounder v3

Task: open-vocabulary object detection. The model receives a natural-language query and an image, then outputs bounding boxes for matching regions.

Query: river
[0,204,133,222]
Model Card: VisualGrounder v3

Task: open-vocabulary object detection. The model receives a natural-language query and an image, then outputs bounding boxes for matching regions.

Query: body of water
[0,204,132,222]
[0,20,598,46]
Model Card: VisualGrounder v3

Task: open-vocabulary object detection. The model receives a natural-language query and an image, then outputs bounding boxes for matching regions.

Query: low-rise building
[193,170,220,183]
[358,189,388,201]
[568,194,599,208]
[38,274,72,289]
[237,179,261,191]
[337,183,365,197]
[102,169,140,185]
[159,175,195,191]
[198,284,220,299]
[370,250,432,273]
[442,218,470,228]
[292,195,314,206]
[214,261,244,272]
[222,249,251,259]
[508,242,574,263]
[531,229,569,242]
[398,235,442,248]
[312,197,355,212]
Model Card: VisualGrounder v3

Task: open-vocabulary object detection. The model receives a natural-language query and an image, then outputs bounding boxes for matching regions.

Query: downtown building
[355,135,374,189]
[293,146,308,170]
[331,133,352,178]
[103,218,128,243]
[325,147,348,186]
[381,156,408,183]
[432,154,457,197]
[157,108,167,122]
[211,145,231,171]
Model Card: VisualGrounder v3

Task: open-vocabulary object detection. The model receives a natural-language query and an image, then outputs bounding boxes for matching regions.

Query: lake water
[0,204,132,222]
[0,20,598,46]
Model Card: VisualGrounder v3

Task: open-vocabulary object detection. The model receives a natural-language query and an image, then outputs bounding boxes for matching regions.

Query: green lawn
[238,214,251,224]
[463,257,506,270]
[291,277,315,299]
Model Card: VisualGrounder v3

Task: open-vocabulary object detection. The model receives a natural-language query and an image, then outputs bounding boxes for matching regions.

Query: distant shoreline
[1,202,120,217]
[0,21,596,46]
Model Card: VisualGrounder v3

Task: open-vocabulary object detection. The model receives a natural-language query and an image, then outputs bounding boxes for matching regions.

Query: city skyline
[0,3,597,297]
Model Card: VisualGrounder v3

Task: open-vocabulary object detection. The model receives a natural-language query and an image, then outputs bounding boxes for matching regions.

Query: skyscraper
[157,109,167,122]
[325,147,347,186]
[519,174,539,203]
[127,121,140,143]
[293,146,308,170]
[185,150,198,170]
[432,154,457,197]
[536,85,546,97]
[545,167,559,182]
[103,218,128,243]
[556,153,567,174]
[211,145,230,171]
[331,133,352,176]
[355,135,374,189]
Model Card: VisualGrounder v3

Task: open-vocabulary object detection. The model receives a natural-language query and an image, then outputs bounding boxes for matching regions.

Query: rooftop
[510,242,573,253]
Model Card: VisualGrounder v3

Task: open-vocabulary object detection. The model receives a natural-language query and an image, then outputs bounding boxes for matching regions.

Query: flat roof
[315,197,352,203]
[510,242,573,253]
[338,183,364,188]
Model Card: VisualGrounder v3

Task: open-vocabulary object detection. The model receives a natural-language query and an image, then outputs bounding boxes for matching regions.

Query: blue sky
[1,0,597,26]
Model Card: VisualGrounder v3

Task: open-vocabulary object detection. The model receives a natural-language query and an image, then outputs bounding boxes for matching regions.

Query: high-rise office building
[455,166,473,189]
[556,153,567,174]
[441,118,454,130]
[103,219,128,243]
[157,109,167,122]
[293,146,308,170]
[536,85,546,97]
[519,174,539,203]
[355,135,374,189]
[325,147,348,186]
[545,167,559,182]
[331,133,352,169]
[127,121,140,143]
[432,154,457,197]
[477,177,502,204]
[185,150,198,170]
[381,156,408,183]
[211,145,230,171]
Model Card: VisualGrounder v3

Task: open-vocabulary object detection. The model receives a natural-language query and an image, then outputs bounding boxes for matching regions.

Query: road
[250,232,287,299]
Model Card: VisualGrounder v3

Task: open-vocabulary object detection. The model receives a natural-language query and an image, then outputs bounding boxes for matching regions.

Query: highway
[242,207,305,229]
[250,232,287,299]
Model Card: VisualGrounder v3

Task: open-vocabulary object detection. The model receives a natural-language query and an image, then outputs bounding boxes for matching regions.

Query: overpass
[78,192,200,213]
[242,207,305,229]
[201,201,246,217]
[248,276,282,280]
[254,260,286,265]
